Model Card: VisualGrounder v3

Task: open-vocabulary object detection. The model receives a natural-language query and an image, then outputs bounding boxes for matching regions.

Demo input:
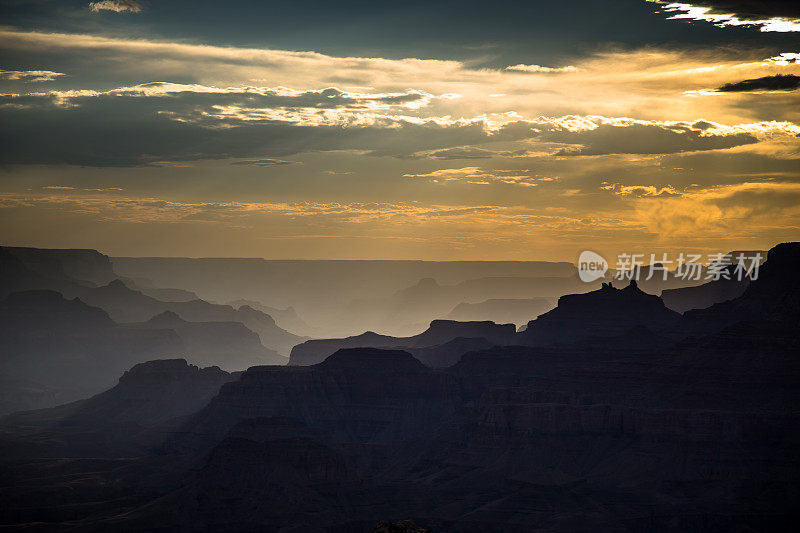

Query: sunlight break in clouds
[505,64,579,73]
[89,1,143,13]
[403,167,557,187]
[647,1,800,32]
[0,69,65,82]
[625,181,800,242]
[767,53,800,65]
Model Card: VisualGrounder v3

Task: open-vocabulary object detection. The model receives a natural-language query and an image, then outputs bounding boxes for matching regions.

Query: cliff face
[518,280,682,346]
[289,319,516,365]
[171,348,460,452]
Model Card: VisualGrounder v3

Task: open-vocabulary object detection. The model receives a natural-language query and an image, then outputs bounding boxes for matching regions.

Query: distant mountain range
[444,297,555,326]
[0,246,298,413]
[112,257,580,337]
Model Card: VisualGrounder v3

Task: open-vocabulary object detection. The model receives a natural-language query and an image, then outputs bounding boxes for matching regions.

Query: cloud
[510,116,762,156]
[505,64,579,73]
[0,90,491,166]
[767,53,800,65]
[623,180,800,240]
[0,189,512,225]
[89,1,143,13]
[404,167,557,187]
[600,182,682,198]
[2,27,799,129]
[716,74,800,92]
[646,1,800,32]
[0,82,787,166]
[662,1,800,20]
[0,69,65,82]
[418,146,499,160]
[0,30,797,166]
[230,159,300,166]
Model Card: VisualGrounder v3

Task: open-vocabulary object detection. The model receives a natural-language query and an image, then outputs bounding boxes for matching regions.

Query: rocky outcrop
[518,280,682,346]
[290,319,516,365]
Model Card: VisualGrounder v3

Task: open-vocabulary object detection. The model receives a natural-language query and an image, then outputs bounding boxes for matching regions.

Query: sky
[0,0,799,261]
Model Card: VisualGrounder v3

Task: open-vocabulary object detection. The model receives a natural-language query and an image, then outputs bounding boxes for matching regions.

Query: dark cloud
[3,0,797,72]
[717,74,800,92]
[0,91,488,166]
[497,120,758,156]
[0,88,764,166]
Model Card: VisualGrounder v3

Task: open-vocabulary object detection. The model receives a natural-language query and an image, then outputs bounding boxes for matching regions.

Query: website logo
[578,250,608,282]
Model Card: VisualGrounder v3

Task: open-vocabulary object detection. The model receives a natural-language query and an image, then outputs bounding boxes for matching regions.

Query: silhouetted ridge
[70,277,305,355]
[0,289,185,414]
[128,311,287,370]
[316,348,427,372]
[445,297,555,326]
[54,358,234,427]
[685,241,800,331]
[519,279,681,346]
[419,319,515,341]
[661,264,750,313]
[408,336,496,368]
[290,319,515,365]
[2,246,116,286]
[0,358,236,458]
[145,310,186,326]
[1,289,115,331]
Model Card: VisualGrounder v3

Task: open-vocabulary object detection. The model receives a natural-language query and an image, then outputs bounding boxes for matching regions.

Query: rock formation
[290,319,516,365]
[518,280,682,346]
